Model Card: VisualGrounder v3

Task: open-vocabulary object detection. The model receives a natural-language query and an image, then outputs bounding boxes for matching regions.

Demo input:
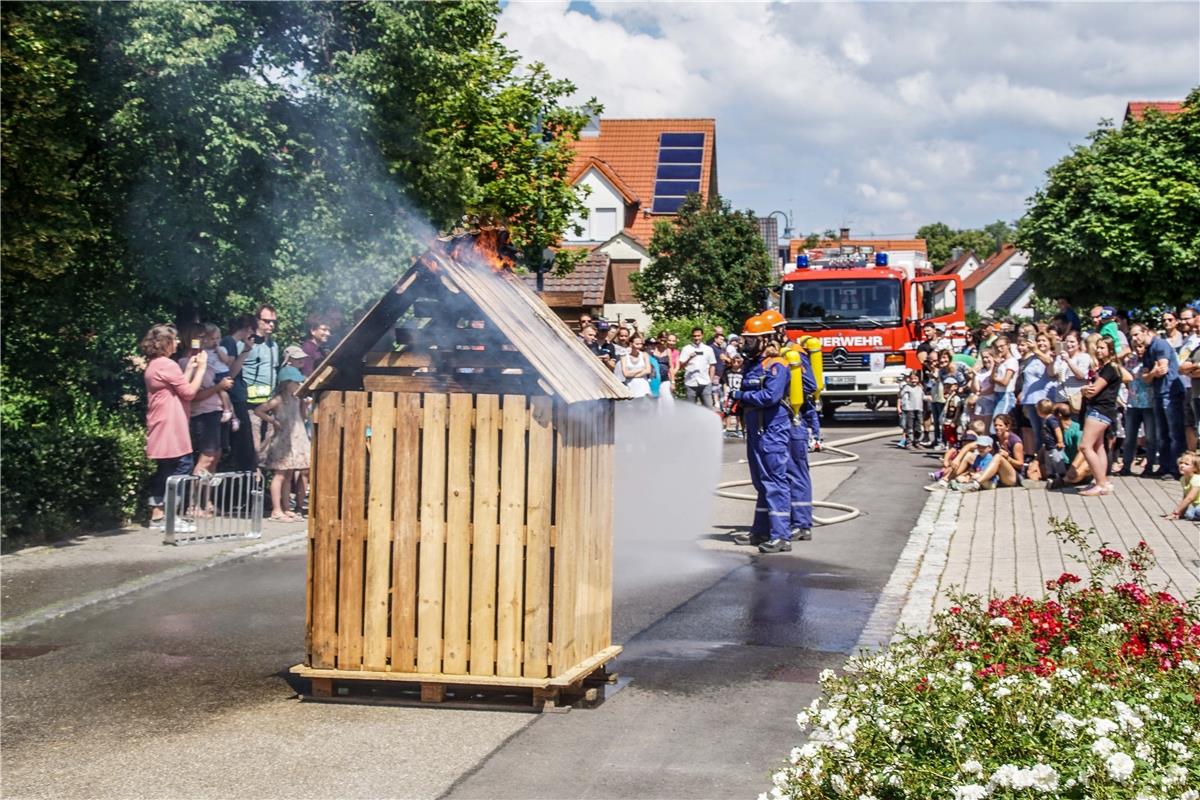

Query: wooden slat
[311,393,343,669]
[580,406,598,660]
[417,394,448,673]
[442,394,475,674]
[496,394,528,677]
[597,403,616,649]
[362,393,396,671]
[469,394,501,676]
[304,398,321,663]
[390,393,422,672]
[522,395,555,678]
[552,403,580,672]
[337,391,368,670]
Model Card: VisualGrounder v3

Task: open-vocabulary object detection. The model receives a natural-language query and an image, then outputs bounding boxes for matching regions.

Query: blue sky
[499,1,1199,237]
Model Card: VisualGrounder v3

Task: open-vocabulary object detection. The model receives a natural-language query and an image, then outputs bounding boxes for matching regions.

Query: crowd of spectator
[139,306,333,528]
[917,299,1200,521]
[578,315,747,432]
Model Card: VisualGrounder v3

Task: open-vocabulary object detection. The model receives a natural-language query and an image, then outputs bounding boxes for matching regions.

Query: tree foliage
[631,194,773,326]
[1017,89,1200,309]
[917,220,1014,268]
[0,0,598,537]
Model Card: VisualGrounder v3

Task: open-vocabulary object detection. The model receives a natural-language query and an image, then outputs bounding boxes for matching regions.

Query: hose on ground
[714,427,902,526]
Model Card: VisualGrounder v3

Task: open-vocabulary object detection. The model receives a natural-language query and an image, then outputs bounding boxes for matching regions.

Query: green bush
[1,404,150,543]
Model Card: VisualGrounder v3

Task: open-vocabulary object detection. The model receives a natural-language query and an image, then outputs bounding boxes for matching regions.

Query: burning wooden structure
[290,232,630,708]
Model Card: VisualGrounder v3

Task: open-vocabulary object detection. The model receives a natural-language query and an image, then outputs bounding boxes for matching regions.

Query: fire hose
[714,428,902,526]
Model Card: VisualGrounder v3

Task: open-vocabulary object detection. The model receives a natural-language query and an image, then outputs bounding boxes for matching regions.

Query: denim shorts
[1085,408,1114,428]
[993,393,1016,416]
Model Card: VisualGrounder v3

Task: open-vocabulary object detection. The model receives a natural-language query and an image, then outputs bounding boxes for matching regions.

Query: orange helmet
[760,308,786,329]
[742,314,773,336]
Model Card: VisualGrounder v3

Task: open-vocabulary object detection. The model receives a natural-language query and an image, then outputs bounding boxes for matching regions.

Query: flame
[448,228,514,274]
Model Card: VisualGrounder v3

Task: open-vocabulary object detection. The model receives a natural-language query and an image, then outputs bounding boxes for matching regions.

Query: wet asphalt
[1,411,934,799]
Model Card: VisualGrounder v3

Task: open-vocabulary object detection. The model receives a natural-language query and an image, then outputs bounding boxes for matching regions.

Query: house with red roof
[1124,101,1185,123]
[962,244,1033,316]
[530,118,719,325]
[936,248,982,281]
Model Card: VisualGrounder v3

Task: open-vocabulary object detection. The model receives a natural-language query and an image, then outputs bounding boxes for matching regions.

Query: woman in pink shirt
[141,324,205,527]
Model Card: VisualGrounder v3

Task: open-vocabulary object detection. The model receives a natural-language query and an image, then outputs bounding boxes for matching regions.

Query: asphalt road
[1,409,932,800]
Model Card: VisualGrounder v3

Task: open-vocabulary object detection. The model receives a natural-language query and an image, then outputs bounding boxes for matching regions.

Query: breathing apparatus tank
[784,348,805,421]
[800,335,824,399]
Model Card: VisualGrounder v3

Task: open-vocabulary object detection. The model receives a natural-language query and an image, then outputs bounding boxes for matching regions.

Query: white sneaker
[171,520,197,533]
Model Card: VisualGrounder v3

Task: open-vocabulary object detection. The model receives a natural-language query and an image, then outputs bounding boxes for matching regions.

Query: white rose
[1090,717,1119,736]
[960,759,983,776]
[1105,752,1134,783]
[989,617,1013,628]
[1091,736,1117,757]
[953,785,989,800]
[1028,764,1059,792]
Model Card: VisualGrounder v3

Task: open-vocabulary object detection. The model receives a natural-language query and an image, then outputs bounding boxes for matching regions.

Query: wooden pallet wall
[306,390,615,682]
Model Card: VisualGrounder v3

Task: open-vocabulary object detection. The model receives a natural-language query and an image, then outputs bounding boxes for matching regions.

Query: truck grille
[823,352,870,372]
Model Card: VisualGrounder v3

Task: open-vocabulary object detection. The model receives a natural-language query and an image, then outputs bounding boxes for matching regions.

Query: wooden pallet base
[292,646,621,712]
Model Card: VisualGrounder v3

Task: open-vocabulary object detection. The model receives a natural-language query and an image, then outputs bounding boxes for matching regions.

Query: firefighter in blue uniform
[730,314,794,553]
[760,309,817,542]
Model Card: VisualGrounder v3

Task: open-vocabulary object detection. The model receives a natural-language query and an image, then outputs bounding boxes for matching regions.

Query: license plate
[826,375,854,386]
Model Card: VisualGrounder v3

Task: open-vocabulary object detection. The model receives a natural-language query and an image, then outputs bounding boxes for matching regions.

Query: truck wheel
[822,400,837,423]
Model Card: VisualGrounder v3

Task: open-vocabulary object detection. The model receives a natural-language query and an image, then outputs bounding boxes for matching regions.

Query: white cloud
[498,0,1199,236]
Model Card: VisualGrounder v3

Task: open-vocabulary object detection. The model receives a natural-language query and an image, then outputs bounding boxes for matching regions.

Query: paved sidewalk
[1,519,307,635]
[895,476,1200,632]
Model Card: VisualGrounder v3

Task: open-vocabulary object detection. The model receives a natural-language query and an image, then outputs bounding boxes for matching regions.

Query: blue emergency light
[796,254,809,268]
[875,252,889,266]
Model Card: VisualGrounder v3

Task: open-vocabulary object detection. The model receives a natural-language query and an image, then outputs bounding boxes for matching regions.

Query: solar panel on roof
[654,180,701,196]
[651,197,688,214]
[658,148,703,164]
[656,164,702,180]
[652,132,705,214]
[660,132,705,148]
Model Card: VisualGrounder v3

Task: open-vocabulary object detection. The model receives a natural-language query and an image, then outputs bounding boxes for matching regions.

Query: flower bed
[767,519,1200,799]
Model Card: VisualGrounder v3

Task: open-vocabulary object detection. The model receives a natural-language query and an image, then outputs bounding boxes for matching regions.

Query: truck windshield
[781,278,901,327]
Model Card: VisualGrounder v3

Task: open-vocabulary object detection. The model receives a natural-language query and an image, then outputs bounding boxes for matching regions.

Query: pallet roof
[300,235,631,405]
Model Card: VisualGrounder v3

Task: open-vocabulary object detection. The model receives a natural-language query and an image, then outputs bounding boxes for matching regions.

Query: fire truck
[779,241,964,419]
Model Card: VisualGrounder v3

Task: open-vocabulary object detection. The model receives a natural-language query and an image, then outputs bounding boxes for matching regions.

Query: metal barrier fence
[163,471,264,545]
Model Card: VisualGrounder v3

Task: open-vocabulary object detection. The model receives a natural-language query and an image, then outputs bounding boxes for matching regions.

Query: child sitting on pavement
[927,419,988,490]
[1164,451,1200,521]
[951,413,1024,492]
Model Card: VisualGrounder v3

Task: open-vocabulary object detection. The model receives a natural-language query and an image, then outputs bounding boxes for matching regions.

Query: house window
[592,208,617,241]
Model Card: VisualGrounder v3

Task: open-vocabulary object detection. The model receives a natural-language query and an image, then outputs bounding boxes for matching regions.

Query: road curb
[853,489,961,654]
[1,532,307,637]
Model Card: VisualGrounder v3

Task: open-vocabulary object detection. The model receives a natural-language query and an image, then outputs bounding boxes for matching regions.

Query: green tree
[631,194,774,325]
[1018,89,1199,308]
[917,221,1010,267]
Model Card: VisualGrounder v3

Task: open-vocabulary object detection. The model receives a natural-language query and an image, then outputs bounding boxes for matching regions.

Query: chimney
[951,246,963,261]
[839,227,850,240]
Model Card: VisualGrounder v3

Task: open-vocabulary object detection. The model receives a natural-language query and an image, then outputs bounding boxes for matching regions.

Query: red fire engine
[779,240,964,419]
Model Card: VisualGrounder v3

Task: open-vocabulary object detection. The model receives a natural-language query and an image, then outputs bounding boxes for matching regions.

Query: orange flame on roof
[449,228,514,274]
